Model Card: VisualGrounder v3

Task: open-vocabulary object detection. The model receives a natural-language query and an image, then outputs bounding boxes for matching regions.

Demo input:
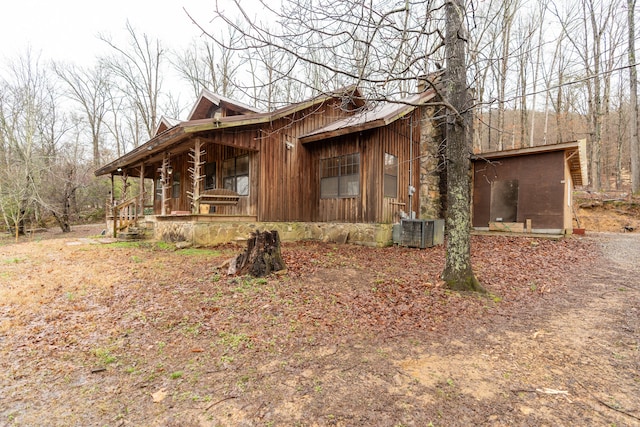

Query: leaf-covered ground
[1,226,638,426]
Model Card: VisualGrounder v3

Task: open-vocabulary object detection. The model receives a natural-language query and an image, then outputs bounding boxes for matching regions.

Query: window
[172,172,181,199]
[204,162,216,190]
[155,177,162,199]
[384,153,398,198]
[320,153,360,198]
[222,155,249,196]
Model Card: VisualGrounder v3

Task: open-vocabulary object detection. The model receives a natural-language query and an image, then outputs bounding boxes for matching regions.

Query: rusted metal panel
[472,151,565,229]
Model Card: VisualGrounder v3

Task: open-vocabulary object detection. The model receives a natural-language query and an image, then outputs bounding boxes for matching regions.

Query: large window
[172,172,181,198]
[222,155,249,196]
[204,162,216,190]
[320,153,360,198]
[384,153,398,198]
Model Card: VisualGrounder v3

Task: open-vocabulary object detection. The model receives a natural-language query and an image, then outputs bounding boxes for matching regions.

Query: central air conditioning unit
[398,219,445,249]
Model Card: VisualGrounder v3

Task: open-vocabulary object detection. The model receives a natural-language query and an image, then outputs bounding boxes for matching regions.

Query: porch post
[189,138,205,214]
[120,171,129,201]
[110,173,115,205]
[138,162,145,217]
[111,173,116,238]
[161,153,169,216]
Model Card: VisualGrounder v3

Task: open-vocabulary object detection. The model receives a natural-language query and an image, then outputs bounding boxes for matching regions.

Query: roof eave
[300,118,388,144]
[94,127,186,176]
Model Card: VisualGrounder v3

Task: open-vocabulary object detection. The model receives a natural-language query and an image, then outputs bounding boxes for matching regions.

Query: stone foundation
[149,217,394,247]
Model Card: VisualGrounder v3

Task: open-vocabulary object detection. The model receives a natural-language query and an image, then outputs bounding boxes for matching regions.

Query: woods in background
[0,0,638,237]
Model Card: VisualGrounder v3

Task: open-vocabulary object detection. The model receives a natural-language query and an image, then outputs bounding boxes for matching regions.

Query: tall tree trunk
[629,0,640,193]
[556,62,564,143]
[496,2,515,151]
[442,0,485,293]
[616,96,625,189]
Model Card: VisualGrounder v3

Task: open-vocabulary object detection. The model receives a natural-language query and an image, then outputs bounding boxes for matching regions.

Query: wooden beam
[138,162,145,219]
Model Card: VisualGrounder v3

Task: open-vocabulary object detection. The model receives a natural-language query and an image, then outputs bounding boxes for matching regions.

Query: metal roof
[298,89,438,143]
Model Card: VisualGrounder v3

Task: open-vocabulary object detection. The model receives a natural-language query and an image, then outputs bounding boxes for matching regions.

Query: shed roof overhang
[471,139,588,186]
[95,86,365,177]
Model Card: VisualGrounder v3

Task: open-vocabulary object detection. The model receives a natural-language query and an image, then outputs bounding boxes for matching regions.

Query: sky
[0,0,247,66]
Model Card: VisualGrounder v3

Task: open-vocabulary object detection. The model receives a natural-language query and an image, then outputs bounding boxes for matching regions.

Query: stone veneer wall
[151,218,394,247]
[419,104,445,219]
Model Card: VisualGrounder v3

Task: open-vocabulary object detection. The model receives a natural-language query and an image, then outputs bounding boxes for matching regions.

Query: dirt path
[396,232,640,426]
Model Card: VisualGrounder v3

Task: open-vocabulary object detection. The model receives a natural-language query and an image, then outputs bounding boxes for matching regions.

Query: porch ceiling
[94,124,260,178]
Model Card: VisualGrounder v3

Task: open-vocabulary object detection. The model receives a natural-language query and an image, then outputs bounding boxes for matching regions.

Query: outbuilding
[471,140,588,235]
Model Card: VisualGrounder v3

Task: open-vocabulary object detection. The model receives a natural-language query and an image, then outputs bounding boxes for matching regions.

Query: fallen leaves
[0,229,605,426]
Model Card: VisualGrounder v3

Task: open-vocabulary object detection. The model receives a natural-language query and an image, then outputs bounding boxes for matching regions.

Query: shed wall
[472,151,566,230]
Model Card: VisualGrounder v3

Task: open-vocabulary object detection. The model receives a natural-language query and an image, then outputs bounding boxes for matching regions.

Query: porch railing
[109,193,145,237]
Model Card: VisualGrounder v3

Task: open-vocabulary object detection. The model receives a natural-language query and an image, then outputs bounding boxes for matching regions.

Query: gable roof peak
[187,89,261,120]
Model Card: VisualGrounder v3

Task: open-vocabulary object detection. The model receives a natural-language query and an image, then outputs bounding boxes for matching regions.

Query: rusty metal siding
[472,151,565,229]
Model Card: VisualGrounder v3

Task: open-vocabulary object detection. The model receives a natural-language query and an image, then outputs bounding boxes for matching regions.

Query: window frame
[222,155,249,196]
[320,153,360,199]
[155,177,163,200]
[171,171,181,199]
[204,162,216,190]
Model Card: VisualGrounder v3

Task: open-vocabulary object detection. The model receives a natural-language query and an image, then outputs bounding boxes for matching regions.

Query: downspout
[408,114,415,218]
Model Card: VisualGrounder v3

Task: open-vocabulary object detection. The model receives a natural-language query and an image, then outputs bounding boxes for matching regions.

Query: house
[95,85,443,246]
[471,140,588,234]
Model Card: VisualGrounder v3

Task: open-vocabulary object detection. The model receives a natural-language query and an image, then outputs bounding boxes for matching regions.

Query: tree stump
[232,230,287,277]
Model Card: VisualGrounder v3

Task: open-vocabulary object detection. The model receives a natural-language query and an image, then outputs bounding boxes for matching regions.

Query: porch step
[117,231,142,240]
[117,226,148,241]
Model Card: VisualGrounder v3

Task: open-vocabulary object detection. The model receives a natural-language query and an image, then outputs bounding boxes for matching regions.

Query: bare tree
[208,0,483,291]
[469,0,504,152]
[37,123,95,233]
[540,27,567,145]
[527,0,549,147]
[495,0,519,151]
[173,30,243,100]
[53,62,111,166]
[0,51,52,238]
[629,0,639,193]
[99,21,167,140]
[553,0,620,190]
[442,0,485,292]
